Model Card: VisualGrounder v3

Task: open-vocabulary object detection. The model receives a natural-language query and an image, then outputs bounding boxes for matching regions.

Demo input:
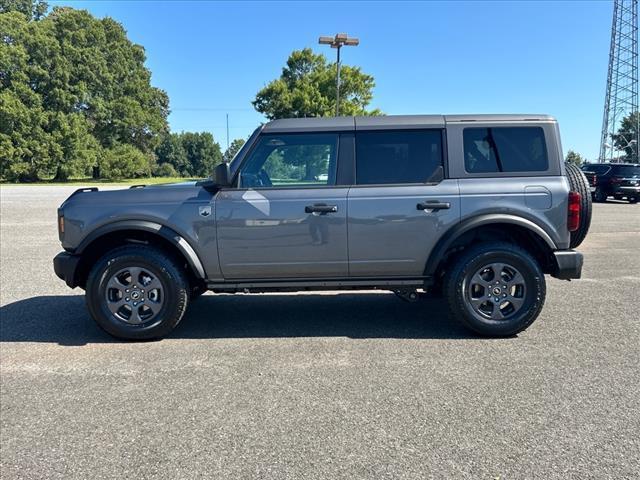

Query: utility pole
[319,33,359,116]
[226,113,229,151]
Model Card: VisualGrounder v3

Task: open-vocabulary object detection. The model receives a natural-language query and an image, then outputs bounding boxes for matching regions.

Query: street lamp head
[318,32,360,117]
[319,33,360,49]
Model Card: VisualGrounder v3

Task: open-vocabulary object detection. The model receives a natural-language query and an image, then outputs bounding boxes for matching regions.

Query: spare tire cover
[565,162,592,248]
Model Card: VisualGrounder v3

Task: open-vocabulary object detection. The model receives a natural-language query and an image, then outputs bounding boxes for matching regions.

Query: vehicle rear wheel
[444,242,545,337]
[629,197,638,204]
[86,245,189,340]
[565,162,592,248]
[593,187,607,203]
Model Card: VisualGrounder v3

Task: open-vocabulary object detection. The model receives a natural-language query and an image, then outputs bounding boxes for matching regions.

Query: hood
[60,182,210,210]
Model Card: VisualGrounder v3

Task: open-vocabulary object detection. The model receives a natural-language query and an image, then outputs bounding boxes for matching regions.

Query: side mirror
[213,162,231,187]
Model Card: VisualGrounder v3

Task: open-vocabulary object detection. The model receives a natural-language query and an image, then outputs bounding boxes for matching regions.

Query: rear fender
[424,214,557,276]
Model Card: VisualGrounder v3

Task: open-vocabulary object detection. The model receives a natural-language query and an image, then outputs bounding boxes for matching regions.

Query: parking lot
[1,185,639,479]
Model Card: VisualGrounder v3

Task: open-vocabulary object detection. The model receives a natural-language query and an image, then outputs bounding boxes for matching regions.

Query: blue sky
[52,0,614,160]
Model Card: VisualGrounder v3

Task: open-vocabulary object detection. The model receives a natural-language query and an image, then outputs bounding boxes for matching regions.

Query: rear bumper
[551,250,583,280]
[53,252,81,288]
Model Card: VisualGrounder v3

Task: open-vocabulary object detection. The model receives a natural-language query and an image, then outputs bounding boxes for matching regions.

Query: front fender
[75,220,206,279]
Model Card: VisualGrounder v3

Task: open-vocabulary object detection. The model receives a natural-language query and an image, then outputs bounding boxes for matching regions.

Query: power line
[170,107,255,112]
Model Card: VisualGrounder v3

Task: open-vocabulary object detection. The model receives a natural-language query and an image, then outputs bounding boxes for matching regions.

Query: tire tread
[444,241,546,337]
[565,162,592,248]
[85,245,189,340]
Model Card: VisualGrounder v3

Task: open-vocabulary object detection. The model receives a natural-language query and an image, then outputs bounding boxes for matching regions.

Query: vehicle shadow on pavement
[0,293,482,345]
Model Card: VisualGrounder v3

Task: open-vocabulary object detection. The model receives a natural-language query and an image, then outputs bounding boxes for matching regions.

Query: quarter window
[355,130,443,185]
[240,134,338,188]
[464,127,549,173]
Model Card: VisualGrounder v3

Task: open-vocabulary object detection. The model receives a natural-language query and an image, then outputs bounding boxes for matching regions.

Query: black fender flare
[424,214,557,276]
[76,220,206,279]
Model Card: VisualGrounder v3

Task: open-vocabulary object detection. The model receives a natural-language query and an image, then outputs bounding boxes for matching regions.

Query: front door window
[240,134,338,188]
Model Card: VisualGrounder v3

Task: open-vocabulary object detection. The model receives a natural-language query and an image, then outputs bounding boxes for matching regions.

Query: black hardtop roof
[262,114,556,133]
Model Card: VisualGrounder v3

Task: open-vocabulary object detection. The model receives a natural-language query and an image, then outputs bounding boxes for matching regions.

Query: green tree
[252,48,381,120]
[223,138,245,163]
[565,150,585,167]
[153,162,178,178]
[0,4,168,181]
[155,132,222,177]
[612,112,639,163]
[181,132,222,177]
[0,0,48,20]
[156,133,189,176]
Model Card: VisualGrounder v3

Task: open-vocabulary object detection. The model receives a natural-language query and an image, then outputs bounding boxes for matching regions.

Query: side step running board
[206,277,431,292]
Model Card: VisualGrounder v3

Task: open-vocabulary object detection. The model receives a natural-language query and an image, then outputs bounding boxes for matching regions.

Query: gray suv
[53,115,591,340]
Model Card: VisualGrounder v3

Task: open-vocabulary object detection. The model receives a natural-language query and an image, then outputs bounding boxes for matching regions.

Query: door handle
[417,201,451,211]
[305,204,338,214]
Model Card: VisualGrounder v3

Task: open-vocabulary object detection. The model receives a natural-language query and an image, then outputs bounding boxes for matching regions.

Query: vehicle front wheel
[444,242,546,337]
[629,197,638,204]
[86,245,189,340]
[593,187,607,202]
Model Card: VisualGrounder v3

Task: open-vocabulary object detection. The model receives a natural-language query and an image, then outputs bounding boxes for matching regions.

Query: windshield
[229,127,262,178]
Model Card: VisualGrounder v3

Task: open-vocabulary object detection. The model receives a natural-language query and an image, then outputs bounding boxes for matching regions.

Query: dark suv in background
[582,163,640,203]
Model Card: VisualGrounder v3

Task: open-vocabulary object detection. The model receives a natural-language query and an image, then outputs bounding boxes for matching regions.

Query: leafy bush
[153,162,178,177]
[99,144,151,179]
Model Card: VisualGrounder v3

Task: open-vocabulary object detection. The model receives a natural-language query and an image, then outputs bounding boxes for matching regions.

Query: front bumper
[614,185,640,195]
[53,252,81,288]
[551,250,583,280]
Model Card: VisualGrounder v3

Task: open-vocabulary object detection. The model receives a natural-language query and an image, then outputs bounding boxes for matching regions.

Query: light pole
[319,33,359,116]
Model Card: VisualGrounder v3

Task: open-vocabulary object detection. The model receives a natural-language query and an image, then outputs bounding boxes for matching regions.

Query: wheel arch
[425,214,558,279]
[73,220,206,288]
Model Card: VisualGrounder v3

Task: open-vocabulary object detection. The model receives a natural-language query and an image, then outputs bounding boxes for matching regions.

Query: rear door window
[464,127,549,173]
[355,130,443,185]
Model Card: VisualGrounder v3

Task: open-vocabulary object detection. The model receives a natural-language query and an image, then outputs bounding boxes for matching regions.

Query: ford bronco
[53,115,591,340]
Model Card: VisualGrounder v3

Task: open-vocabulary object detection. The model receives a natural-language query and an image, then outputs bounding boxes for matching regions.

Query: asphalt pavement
[1,185,639,479]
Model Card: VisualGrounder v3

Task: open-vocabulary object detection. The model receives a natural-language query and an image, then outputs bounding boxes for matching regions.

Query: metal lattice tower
[599,0,639,162]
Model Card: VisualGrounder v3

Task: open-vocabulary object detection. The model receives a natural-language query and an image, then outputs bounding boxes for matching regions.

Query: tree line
[0,2,247,181]
[1,1,380,182]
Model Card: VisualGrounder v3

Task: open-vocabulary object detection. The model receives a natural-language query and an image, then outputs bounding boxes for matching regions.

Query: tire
[444,242,546,337]
[190,283,207,300]
[86,245,189,340]
[593,187,607,203]
[629,197,638,204]
[565,162,593,248]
